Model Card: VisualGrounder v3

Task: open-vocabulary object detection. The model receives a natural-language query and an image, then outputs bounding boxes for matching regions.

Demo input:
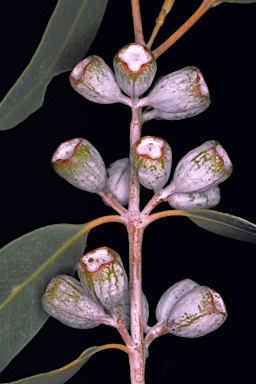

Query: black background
[0,1,255,383]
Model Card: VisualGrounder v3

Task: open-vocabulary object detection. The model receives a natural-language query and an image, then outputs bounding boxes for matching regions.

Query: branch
[131,0,145,44]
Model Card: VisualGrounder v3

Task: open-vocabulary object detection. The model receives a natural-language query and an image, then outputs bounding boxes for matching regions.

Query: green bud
[130,136,172,191]
[106,158,130,206]
[77,247,128,310]
[69,55,130,105]
[42,275,112,329]
[113,43,157,98]
[51,138,106,193]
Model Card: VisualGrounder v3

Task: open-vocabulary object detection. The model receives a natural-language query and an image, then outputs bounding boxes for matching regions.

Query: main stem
[127,102,146,384]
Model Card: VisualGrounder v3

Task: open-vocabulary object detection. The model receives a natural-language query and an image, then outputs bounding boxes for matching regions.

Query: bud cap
[130,136,172,191]
[77,247,128,310]
[113,43,157,98]
[70,56,129,105]
[52,138,106,193]
[171,140,232,193]
[42,275,109,329]
[167,285,227,338]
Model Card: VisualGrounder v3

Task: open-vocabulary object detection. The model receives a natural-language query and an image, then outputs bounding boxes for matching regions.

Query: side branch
[131,0,145,44]
[153,0,215,59]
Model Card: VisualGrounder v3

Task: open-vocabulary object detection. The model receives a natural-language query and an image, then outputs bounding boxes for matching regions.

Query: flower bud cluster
[156,278,227,338]
[69,43,210,122]
[42,247,149,331]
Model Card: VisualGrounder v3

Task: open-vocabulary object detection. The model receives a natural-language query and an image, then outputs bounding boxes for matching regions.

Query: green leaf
[0,0,108,130]
[0,224,89,373]
[213,0,256,5]
[181,210,256,243]
[1,344,127,384]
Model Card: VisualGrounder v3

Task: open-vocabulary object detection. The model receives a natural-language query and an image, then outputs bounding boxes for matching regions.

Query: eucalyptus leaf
[0,0,108,130]
[181,210,256,243]
[0,224,89,373]
[1,344,127,384]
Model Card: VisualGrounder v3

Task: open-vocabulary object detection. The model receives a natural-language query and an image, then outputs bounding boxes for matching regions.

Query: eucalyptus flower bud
[113,43,157,98]
[142,66,210,119]
[77,247,128,310]
[69,55,129,105]
[130,136,172,191]
[106,158,130,206]
[156,279,199,324]
[171,140,232,193]
[42,275,112,329]
[167,285,227,338]
[51,138,106,193]
[167,186,220,210]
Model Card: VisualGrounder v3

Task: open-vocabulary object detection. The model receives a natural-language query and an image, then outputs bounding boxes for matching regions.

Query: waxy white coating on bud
[130,136,172,191]
[156,279,199,323]
[167,285,227,338]
[167,186,221,210]
[77,247,128,310]
[171,140,233,193]
[106,158,130,206]
[113,43,157,98]
[142,66,210,120]
[70,55,129,105]
[51,138,106,193]
[42,275,111,329]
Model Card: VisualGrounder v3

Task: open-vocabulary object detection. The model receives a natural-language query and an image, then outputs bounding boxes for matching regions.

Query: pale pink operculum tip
[172,140,233,193]
[70,55,129,105]
[113,43,157,97]
[130,136,172,191]
[167,285,227,338]
[51,138,106,193]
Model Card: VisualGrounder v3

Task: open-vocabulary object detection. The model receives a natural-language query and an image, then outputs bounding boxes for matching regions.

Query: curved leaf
[1,344,127,384]
[0,224,89,373]
[181,210,256,243]
[0,0,108,130]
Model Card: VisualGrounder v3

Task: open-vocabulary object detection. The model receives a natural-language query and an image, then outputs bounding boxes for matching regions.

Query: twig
[153,0,216,59]
[131,0,145,44]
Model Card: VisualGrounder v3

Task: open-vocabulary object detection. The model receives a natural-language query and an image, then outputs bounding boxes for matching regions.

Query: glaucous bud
[130,136,172,191]
[156,279,199,324]
[167,186,220,210]
[69,55,130,105]
[42,275,112,329]
[170,140,232,193]
[77,247,128,310]
[113,43,157,98]
[51,138,106,193]
[167,285,227,338]
[142,66,210,119]
[106,158,130,206]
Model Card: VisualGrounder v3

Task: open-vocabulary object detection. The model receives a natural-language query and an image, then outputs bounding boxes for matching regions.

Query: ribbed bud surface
[70,55,129,105]
[51,138,106,193]
[113,43,157,97]
[77,247,128,310]
[130,136,172,190]
[42,276,108,329]
[167,186,221,209]
[171,140,232,193]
